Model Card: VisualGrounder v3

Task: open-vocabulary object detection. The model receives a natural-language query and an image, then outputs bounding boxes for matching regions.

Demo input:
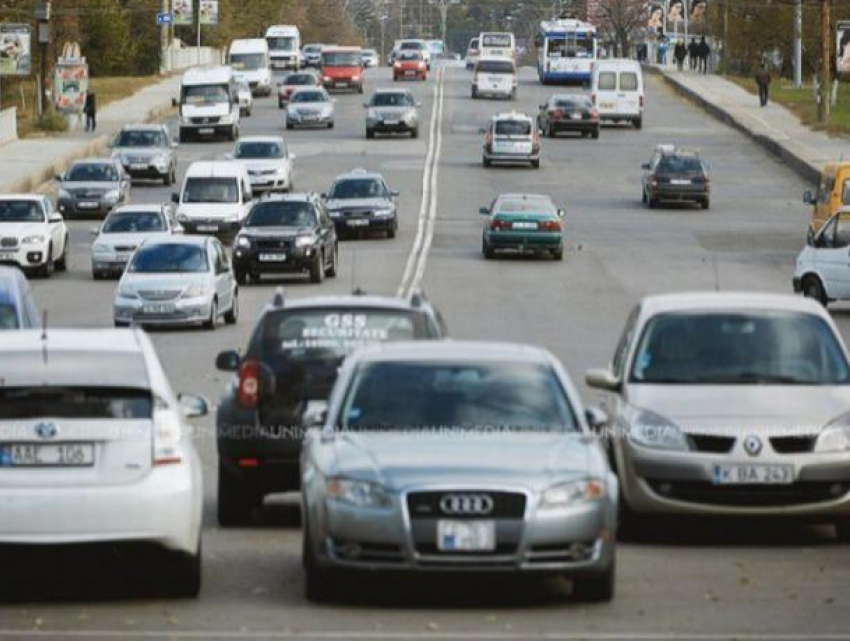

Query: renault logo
[34,422,59,440]
[439,493,494,516]
[743,434,762,457]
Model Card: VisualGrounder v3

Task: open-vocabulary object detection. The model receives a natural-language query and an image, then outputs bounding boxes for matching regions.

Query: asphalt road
[2,63,850,640]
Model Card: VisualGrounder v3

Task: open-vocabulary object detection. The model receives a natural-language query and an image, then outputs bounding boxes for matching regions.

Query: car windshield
[129,243,208,273]
[181,83,229,105]
[268,36,296,51]
[400,42,424,51]
[371,92,414,107]
[235,141,284,159]
[304,45,322,53]
[0,302,19,329]
[398,52,422,62]
[554,97,591,109]
[66,164,118,182]
[285,74,315,85]
[657,155,703,174]
[0,387,152,419]
[115,130,166,147]
[291,91,326,103]
[497,199,556,215]
[631,312,850,385]
[494,120,531,136]
[245,201,316,227]
[329,178,386,199]
[322,52,360,66]
[340,361,578,432]
[182,177,239,204]
[229,53,265,70]
[102,211,166,233]
[262,309,424,361]
[0,200,43,222]
[477,60,514,74]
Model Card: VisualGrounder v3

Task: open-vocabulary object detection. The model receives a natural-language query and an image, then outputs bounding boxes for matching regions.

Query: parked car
[0,194,68,277]
[0,265,40,328]
[277,71,322,108]
[480,193,565,260]
[110,124,178,185]
[585,292,850,542]
[538,94,600,139]
[393,51,427,81]
[232,192,337,284]
[794,207,850,306]
[641,145,710,209]
[365,88,420,139]
[113,236,238,329]
[323,168,399,238]
[227,136,295,193]
[91,204,179,280]
[214,289,448,526]
[56,158,131,219]
[285,88,335,129]
[481,112,541,169]
[301,341,617,602]
[0,328,208,596]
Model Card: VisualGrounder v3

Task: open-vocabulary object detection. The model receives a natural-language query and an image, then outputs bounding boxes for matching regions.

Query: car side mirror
[289,153,297,160]
[54,174,63,182]
[172,141,179,149]
[806,226,815,247]
[171,98,178,108]
[89,225,100,236]
[557,209,565,218]
[803,189,813,205]
[390,189,400,197]
[478,206,490,215]
[302,400,329,427]
[243,192,252,203]
[478,127,487,135]
[215,350,240,372]
[171,192,180,203]
[584,407,608,433]
[416,101,422,108]
[178,393,209,418]
[641,163,651,170]
[585,368,622,393]
[223,153,233,160]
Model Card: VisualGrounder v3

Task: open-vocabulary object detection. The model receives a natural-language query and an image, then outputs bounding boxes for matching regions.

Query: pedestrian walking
[698,37,710,74]
[674,41,687,71]
[658,36,668,65]
[755,62,771,107]
[84,90,97,132]
[687,38,699,70]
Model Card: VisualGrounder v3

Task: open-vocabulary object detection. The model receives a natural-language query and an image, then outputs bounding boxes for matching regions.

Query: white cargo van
[590,59,644,129]
[472,57,518,100]
[171,161,253,235]
[266,25,301,70]
[176,66,241,143]
[228,39,272,96]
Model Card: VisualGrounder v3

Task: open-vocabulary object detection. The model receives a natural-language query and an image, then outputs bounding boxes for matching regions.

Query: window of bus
[546,36,594,59]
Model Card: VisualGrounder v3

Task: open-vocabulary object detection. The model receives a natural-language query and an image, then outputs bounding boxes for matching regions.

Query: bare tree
[595,0,645,57]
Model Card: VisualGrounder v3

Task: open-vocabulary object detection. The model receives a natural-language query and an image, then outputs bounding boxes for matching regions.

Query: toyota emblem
[743,434,762,457]
[439,493,494,516]
[34,422,59,440]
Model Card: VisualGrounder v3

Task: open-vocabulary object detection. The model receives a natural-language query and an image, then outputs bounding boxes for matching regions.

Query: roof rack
[352,286,367,296]
[409,288,428,308]
[272,286,286,308]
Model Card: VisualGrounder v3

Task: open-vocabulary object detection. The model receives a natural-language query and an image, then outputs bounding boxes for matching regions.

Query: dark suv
[232,193,338,284]
[214,289,449,526]
[641,145,711,209]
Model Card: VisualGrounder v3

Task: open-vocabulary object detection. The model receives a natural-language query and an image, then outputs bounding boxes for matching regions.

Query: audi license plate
[199,127,214,135]
[346,219,369,227]
[130,163,148,170]
[713,464,794,485]
[383,119,399,126]
[1,443,94,467]
[259,253,286,262]
[78,201,99,209]
[405,70,416,76]
[0,252,15,260]
[142,303,176,315]
[571,112,582,120]
[336,82,348,88]
[196,225,218,232]
[437,520,495,552]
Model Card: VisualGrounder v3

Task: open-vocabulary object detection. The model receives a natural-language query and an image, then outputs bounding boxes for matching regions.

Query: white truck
[266,25,301,71]
[228,38,272,96]
[176,66,241,143]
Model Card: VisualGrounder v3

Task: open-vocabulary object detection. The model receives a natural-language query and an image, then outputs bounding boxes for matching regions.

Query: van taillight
[238,359,260,409]
[640,95,645,108]
[591,93,596,105]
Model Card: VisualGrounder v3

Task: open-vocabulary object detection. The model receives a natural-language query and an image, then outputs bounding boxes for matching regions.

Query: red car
[393,51,427,81]
[321,46,365,93]
[277,71,322,108]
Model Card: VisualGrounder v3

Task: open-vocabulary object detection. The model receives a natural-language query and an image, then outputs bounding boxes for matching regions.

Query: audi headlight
[182,283,211,299]
[816,412,850,452]
[326,478,391,508]
[92,243,111,254]
[220,113,234,125]
[374,207,394,218]
[118,282,137,299]
[627,408,690,451]
[153,154,169,168]
[295,235,315,248]
[22,235,46,245]
[540,479,606,509]
[58,188,72,200]
[235,235,251,249]
[104,189,120,203]
[177,212,189,223]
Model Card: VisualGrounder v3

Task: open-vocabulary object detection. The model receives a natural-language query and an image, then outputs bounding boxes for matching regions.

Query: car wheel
[114,319,129,327]
[483,238,495,260]
[366,128,375,139]
[55,238,69,271]
[641,189,647,204]
[286,121,294,130]
[387,222,397,239]
[648,196,658,209]
[36,245,54,278]
[217,462,259,527]
[571,560,615,603]
[234,269,248,285]
[309,251,325,284]
[327,121,334,129]
[247,108,252,117]
[179,129,190,143]
[701,198,711,210]
[471,87,478,99]
[531,159,540,169]
[393,74,398,81]
[483,156,491,168]
[803,275,829,307]
[551,246,564,260]
[835,518,850,542]
[303,515,340,603]
[159,544,202,598]
[279,100,285,109]
[224,291,238,325]
[592,128,600,139]
[203,298,218,330]
[547,124,555,138]
[411,127,419,139]
[634,117,643,130]
[325,245,338,278]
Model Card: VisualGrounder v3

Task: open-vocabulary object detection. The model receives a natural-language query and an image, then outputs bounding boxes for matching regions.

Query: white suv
[0,194,68,277]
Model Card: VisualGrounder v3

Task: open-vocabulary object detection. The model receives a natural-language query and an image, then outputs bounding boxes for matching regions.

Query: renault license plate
[512,221,537,230]
[713,464,794,485]
[336,82,348,88]
[142,303,176,314]
[199,127,214,134]
[437,520,496,552]
[1,443,95,467]
[130,163,148,170]
[671,179,692,185]
[346,219,369,227]
[197,225,218,232]
[78,201,99,209]
[259,253,286,262]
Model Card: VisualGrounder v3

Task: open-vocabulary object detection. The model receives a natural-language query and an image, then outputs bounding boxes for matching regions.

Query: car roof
[639,292,828,318]
[108,204,168,215]
[182,65,232,84]
[262,292,432,316]
[141,234,209,248]
[333,168,384,182]
[373,87,413,94]
[70,157,119,166]
[290,86,327,95]
[551,93,590,101]
[349,340,555,365]
[0,194,44,202]
[120,124,166,132]
[185,161,247,177]
[238,135,284,144]
[494,193,556,209]
[0,329,151,389]
[491,111,533,122]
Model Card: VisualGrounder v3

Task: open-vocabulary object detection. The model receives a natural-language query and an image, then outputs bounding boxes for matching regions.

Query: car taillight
[153,399,183,466]
[640,95,645,108]
[394,62,401,69]
[591,93,596,105]
[590,109,599,119]
[490,218,511,231]
[419,62,425,69]
[238,358,261,409]
[539,220,561,232]
[532,134,540,154]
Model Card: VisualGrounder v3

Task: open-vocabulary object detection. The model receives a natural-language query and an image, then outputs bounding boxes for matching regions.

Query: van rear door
[617,70,642,116]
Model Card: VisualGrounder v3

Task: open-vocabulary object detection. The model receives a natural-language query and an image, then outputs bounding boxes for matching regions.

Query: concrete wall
[163,46,225,73]
[0,107,17,147]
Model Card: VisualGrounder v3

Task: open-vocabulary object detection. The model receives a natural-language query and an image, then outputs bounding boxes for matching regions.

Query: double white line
[397,67,446,298]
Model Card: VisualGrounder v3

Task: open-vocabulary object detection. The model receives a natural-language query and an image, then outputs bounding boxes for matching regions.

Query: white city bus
[536,18,597,85]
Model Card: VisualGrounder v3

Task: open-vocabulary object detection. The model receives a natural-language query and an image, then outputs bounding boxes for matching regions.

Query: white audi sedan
[0,329,207,596]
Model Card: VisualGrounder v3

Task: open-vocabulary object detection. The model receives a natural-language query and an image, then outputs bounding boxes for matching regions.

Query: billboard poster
[838,21,850,75]
[173,0,193,26]
[54,61,89,114]
[646,3,664,30]
[690,0,707,23]
[667,0,686,25]
[200,0,218,25]
[0,24,32,76]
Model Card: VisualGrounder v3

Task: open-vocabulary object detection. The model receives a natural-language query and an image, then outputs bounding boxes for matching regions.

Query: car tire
[592,128,600,139]
[701,198,711,210]
[179,129,190,143]
[114,319,129,327]
[309,251,325,284]
[483,238,495,260]
[547,124,555,138]
[217,462,259,527]
[471,87,478,99]
[634,117,643,130]
[279,100,285,109]
[802,275,829,307]
[387,222,397,239]
[160,544,202,599]
[327,121,334,129]
[36,245,54,278]
[411,127,419,139]
[551,246,564,260]
[55,238,69,271]
[648,197,658,209]
[247,107,252,117]
[641,189,647,205]
[835,519,850,542]
[303,516,340,603]
[366,128,375,139]
[572,560,615,603]
[483,156,491,168]
[531,159,540,169]
[325,245,338,278]
[234,269,248,285]
[224,291,238,325]
[286,121,294,130]
[203,299,217,331]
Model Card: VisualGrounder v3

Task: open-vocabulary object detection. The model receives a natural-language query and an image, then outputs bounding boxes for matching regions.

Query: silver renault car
[364,88,420,139]
[586,292,850,541]
[301,341,618,603]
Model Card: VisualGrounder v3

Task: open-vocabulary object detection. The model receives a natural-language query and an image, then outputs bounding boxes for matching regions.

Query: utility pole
[722,0,729,73]
[35,1,51,117]
[793,0,802,87]
[819,0,831,122]
[400,0,404,39]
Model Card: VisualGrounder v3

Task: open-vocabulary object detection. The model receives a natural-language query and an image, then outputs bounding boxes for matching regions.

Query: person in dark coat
[755,62,771,107]
[84,90,97,132]
[698,37,710,74]
[674,41,687,71]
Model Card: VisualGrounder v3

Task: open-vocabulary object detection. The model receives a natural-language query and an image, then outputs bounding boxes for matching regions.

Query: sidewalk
[0,75,180,194]
[651,66,847,185]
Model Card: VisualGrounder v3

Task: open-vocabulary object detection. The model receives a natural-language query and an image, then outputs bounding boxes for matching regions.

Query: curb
[646,66,822,185]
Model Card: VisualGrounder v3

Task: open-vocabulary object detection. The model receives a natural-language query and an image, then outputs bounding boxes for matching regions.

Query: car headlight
[177,212,189,222]
[322,76,332,82]
[326,478,391,508]
[92,243,111,254]
[220,113,234,125]
[816,412,850,452]
[295,235,314,248]
[540,479,606,509]
[182,283,211,299]
[58,188,72,200]
[374,207,394,218]
[104,189,120,202]
[235,235,251,249]
[153,154,169,168]
[22,235,46,245]
[627,408,690,451]
[118,282,137,299]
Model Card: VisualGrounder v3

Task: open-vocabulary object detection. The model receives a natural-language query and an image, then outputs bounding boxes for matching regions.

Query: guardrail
[162,46,225,73]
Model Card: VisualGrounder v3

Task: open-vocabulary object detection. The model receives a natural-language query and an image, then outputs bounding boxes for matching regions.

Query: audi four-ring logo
[439,494,494,516]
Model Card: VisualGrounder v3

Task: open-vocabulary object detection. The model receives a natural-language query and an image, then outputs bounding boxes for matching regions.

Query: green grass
[728,76,850,136]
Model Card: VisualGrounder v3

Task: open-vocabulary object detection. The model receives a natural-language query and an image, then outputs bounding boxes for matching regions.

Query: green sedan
[480,193,565,260]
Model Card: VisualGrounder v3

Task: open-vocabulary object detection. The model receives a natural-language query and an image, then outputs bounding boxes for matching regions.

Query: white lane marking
[397,67,445,298]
